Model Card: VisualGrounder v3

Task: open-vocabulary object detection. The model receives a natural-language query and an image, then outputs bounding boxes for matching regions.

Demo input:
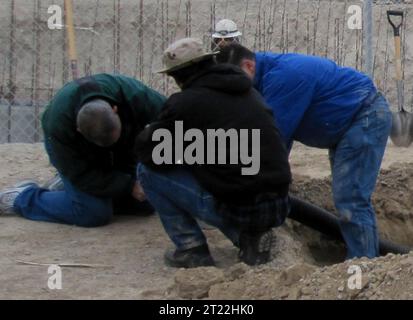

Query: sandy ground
[289,141,413,179]
[1,141,413,299]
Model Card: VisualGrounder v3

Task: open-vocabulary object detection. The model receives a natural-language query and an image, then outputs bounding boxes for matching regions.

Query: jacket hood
[184,64,252,94]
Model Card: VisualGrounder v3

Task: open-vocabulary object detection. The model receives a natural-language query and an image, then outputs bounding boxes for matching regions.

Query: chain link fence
[0,0,412,143]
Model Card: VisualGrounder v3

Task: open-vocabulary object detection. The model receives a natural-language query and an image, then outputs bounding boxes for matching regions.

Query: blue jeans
[13,139,151,227]
[14,178,113,227]
[329,92,392,259]
[137,164,289,251]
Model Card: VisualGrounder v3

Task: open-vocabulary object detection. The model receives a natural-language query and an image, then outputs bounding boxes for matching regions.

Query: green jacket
[42,73,166,197]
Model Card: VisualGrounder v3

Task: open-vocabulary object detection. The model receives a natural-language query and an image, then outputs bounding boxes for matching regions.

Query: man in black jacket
[136,38,292,267]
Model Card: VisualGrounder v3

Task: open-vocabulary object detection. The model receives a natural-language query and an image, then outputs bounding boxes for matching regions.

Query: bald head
[76,99,121,147]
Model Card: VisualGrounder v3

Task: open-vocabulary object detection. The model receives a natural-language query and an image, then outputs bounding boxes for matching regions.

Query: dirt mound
[291,163,413,246]
[169,253,413,300]
[166,163,413,300]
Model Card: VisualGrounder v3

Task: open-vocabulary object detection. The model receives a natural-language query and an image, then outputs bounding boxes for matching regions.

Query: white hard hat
[212,19,242,39]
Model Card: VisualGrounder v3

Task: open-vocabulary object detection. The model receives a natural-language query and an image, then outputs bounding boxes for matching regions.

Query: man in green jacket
[0,73,166,227]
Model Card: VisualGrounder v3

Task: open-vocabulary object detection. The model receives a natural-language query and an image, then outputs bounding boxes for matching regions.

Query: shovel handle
[394,36,402,81]
[387,10,404,36]
[388,11,403,81]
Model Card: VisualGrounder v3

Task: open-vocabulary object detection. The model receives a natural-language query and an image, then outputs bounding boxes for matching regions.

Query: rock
[300,286,314,296]
[278,263,317,286]
[173,267,225,299]
[400,256,413,268]
[224,263,249,281]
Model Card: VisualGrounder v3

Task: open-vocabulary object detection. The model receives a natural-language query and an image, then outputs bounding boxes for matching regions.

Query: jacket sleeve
[135,96,183,168]
[261,69,315,148]
[47,135,136,198]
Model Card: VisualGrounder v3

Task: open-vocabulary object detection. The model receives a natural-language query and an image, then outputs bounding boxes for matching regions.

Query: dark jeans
[137,164,290,250]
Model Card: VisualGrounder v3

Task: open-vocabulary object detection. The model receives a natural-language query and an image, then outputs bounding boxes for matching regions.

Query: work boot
[238,229,274,266]
[43,174,64,191]
[164,244,215,268]
[0,183,37,215]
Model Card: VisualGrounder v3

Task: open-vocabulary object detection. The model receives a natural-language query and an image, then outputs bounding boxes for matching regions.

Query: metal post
[363,0,373,77]
[7,0,16,143]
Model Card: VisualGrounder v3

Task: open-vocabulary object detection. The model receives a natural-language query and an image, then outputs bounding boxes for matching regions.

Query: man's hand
[132,181,146,201]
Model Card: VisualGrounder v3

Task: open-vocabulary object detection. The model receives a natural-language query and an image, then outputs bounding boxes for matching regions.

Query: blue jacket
[253,52,376,149]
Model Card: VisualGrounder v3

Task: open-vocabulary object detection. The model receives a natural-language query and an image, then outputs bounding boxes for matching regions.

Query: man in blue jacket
[217,43,392,259]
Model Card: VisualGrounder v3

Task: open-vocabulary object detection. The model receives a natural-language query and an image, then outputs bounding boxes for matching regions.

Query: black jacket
[136,64,291,204]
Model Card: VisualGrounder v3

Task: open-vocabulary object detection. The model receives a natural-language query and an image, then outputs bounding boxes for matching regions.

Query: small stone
[300,287,313,295]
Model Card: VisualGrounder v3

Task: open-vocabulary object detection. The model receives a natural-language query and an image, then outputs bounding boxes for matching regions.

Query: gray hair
[76,99,121,147]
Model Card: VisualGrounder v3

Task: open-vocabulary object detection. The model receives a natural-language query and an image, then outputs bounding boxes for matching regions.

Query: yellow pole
[64,0,78,79]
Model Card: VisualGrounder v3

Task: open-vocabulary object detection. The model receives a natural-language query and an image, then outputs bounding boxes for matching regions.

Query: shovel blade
[390,111,413,147]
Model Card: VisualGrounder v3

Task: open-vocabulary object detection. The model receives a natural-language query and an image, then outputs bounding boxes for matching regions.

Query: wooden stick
[16,260,112,269]
[64,0,78,79]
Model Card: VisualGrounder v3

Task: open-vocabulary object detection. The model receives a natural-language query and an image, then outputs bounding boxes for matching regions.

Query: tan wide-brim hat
[156,38,218,74]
